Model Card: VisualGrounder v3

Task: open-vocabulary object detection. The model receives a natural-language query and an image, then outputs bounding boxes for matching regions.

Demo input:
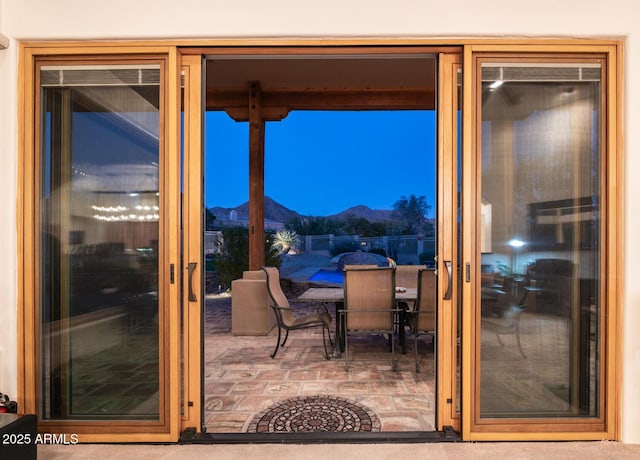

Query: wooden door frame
[15,38,622,443]
[180,53,204,433]
[436,52,462,432]
[17,43,183,442]
[460,42,623,441]
[186,44,462,436]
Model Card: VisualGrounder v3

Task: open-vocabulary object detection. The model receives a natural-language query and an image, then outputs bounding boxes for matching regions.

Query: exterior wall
[0,0,638,443]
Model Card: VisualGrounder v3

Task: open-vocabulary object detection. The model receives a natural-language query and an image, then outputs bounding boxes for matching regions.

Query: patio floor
[203,293,436,433]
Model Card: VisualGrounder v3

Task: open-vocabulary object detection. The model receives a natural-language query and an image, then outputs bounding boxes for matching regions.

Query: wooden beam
[225,106,291,122]
[207,88,435,120]
[248,81,265,270]
[265,89,435,110]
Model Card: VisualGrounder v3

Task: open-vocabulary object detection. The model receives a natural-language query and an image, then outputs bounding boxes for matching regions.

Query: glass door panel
[477,61,602,419]
[38,63,163,421]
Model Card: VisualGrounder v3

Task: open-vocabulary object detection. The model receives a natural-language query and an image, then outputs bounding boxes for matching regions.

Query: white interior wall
[0,0,17,411]
[0,0,637,443]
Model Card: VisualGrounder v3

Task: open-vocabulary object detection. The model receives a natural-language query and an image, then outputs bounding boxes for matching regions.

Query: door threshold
[179,428,460,444]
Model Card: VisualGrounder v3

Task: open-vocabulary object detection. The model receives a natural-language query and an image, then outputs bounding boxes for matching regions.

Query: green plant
[392,194,431,235]
[271,229,300,254]
[419,245,436,268]
[494,261,527,279]
[213,227,281,289]
[288,216,341,235]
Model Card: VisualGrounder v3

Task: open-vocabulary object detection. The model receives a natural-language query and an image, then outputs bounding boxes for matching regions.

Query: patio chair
[343,264,379,270]
[394,264,427,352]
[262,266,333,360]
[407,268,436,372]
[340,266,398,371]
[395,264,427,289]
[481,276,529,358]
[395,264,427,310]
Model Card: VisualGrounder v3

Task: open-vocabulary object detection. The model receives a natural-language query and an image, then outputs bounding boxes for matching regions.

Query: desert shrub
[272,229,300,254]
[419,246,436,268]
[213,227,281,289]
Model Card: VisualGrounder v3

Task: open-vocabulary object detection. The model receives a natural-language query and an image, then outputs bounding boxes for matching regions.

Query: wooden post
[248,81,265,270]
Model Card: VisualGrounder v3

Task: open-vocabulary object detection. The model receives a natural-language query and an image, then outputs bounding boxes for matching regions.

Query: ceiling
[206,55,436,91]
[204,54,438,116]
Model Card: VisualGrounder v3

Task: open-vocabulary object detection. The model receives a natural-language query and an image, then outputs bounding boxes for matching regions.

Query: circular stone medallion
[247,395,381,433]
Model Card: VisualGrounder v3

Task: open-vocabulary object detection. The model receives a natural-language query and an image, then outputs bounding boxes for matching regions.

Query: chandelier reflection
[91,204,159,222]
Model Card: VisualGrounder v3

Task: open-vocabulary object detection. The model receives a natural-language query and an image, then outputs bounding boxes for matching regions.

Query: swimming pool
[308,268,344,285]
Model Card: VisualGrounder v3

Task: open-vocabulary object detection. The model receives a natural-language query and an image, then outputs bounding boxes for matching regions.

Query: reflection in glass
[479,63,601,418]
[39,65,161,420]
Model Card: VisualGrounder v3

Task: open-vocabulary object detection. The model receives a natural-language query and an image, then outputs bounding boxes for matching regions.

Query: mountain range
[209,196,394,224]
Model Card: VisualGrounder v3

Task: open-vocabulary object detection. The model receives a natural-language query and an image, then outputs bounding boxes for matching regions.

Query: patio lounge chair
[262,266,333,359]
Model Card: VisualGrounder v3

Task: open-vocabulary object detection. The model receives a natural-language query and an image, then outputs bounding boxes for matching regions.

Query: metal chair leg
[391,331,397,371]
[343,314,350,371]
[321,325,330,360]
[327,325,334,346]
[271,326,282,359]
[414,334,420,373]
[281,329,290,348]
[516,330,527,358]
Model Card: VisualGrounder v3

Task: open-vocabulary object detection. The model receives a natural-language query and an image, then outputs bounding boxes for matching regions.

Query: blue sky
[205,110,436,217]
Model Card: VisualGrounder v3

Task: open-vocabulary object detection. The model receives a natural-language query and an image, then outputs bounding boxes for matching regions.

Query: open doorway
[200,52,440,435]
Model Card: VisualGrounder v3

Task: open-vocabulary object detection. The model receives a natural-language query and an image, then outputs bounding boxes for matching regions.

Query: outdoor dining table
[297,286,417,356]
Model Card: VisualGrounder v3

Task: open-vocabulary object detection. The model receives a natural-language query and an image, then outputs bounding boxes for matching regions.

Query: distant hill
[209,197,393,224]
[210,196,302,224]
[327,205,393,222]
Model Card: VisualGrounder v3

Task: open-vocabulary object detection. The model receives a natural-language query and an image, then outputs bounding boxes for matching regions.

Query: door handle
[443,260,453,300]
[187,262,197,302]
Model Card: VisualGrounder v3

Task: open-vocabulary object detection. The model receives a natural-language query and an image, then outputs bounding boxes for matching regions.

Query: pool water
[308,268,344,284]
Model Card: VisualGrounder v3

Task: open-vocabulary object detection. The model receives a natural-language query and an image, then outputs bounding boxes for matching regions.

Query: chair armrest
[290,300,330,311]
[274,301,331,317]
